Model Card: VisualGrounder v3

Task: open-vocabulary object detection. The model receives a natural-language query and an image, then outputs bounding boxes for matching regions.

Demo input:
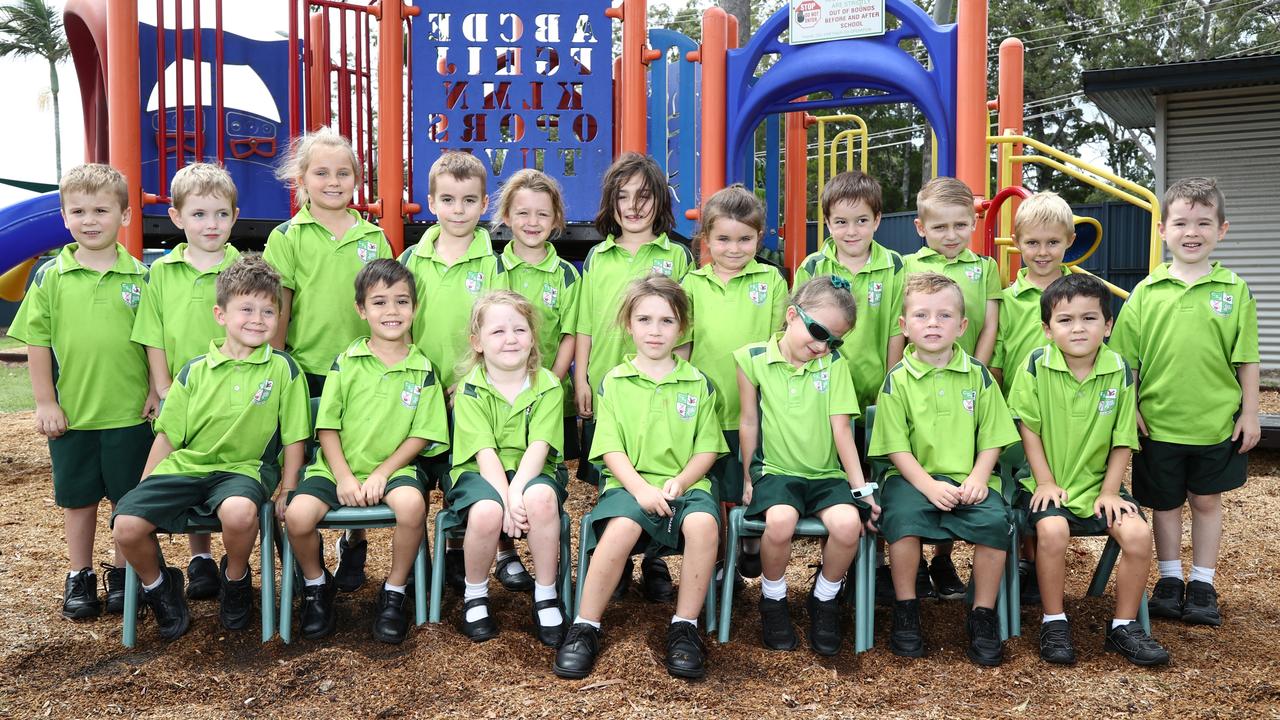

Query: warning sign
[789,0,885,45]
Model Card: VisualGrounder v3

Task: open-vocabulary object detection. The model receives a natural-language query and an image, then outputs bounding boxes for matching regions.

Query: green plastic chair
[121,502,277,647]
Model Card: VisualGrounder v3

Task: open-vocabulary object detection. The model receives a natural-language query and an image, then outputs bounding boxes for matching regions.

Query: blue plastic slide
[0,192,71,276]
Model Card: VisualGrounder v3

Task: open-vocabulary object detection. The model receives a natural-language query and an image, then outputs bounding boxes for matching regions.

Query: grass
[0,365,32,413]
[0,333,23,351]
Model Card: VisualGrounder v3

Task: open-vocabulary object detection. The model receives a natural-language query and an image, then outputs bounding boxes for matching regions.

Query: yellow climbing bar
[815,114,869,229]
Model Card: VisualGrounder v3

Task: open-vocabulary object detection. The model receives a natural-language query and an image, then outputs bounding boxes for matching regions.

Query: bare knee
[1115,517,1152,555]
[385,489,426,526]
[218,499,258,534]
[113,515,153,545]
[467,500,504,535]
[822,507,861,547]
[1187,492,1222,515]
[681,512,719,545]
[523,486,559,524]
[763,506,799,543]
[1034,517,1070,554]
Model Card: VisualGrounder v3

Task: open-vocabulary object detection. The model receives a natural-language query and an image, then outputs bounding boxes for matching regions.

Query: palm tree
[0,0,70,180]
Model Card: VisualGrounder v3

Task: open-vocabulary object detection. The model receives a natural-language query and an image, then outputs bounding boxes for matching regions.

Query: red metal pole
[604,0,648,154]
[155,0,166,198]
[215,0,225,165]
[697,8,727,210]
[174,0,185,169]
[308,12,327,131]
[405,12,415,217]
[107,0,143,257]
[956,0,988,252]
[338,9,351,140]
[374,0,415,254]
[288,0,300,145]
[193,0,203,161]
[996,37,1025,271]
[354,10,364,206]
[783,108,808,278]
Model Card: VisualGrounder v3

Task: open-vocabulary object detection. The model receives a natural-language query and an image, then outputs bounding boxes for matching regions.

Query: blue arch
[724,0,957,183]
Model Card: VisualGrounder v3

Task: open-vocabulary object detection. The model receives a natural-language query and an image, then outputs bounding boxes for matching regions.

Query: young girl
[282,260,449,644]
[574,152,693,602]
[444,291,566,645]
[554,277,726,681]
[265,126,393,591]
[735,276,880,656]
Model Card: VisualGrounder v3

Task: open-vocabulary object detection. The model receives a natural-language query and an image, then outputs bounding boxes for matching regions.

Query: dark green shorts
[710,430,743,505]
[112,471,266,534]
[745,474,860,521]
[586,487,719,555]
[1020,488,1144,536]
[292,473,426,511]
[49,422,153,508]
[440,469,566,532]
[879,474,1012,549]
[1132,436,1248,511]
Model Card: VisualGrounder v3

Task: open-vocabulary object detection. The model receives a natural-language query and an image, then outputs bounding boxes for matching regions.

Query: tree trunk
[719,0,751,46]
[49,58,62,181]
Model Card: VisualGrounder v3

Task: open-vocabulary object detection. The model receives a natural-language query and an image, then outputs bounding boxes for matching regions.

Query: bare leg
[65,505,99,570]
[971,545,1006,610]
[462,500,504,584]
[1152,507,1183,564]
[889,537,922,600]
[383,486,426,587]
[284,495,331,580]
[760,505,799,581]
[523,485,561,587]
[576,518,644,622]
[1109,514,1153,620]
[1033,516,1070,615]
[675,512,718,620]
[815,504,862,582]
[1188,492,1223,571]
[113,515,162,585]
[217,497,260,580]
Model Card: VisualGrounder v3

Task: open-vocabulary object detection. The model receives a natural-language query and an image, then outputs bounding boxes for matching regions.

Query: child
[1110,177,1259,627]
[574,152,693,602]
[446,291,567,645]
[554,277,725,680]
[10,163,155,619]
[1008,274,1170,666]
[868,272,1018,666]
[111,255,310,640]
[281,260,450,644]
[264,126,393,591]
[132,162,242,602]
[677,184,787,580]
[736,276,879,656]
[902,176,1003,599]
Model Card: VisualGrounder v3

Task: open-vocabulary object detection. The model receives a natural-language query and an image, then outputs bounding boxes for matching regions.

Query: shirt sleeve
[1108,284,1142,371]
[868,375,912,458]
[886,261,905,337]
[575,265,596,338]
[262,226,298,291]
[1112,366,1140,450]
[770,269,790,332]
[984,257,1003,299]
[827,353,861,420]
[975,370,1019,452]
[313,356,344,431]
[559,263,582,338]
[1006,359,1040,435]
[691,379,729,457]
[409,368,451,457]
[732,346,758,387]
[528,378,566,459]
[8,262,52,347]
[130,265,165,348]
[990,301,1009,370]
[449,385,497,467]
[1231,282,1260,364]
[587,375,624,462]
[678,277,695,347]
[279,359,313,446]
[154,365,191,448]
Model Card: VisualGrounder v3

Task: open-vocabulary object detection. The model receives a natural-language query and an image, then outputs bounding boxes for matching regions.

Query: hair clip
[829,275,851,291]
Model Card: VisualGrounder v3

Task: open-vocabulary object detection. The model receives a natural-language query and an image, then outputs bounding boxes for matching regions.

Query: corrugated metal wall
[1162,85,1280,367]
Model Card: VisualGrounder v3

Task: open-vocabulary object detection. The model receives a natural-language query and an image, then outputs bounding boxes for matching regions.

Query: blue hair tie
[829,275,851,292]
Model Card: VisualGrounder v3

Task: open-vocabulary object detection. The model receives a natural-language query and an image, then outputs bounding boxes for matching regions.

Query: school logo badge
[964,266,983,282]
[1209,291,1234,317]
[402,382,422,409]
[542,283,558,308]
[356,239,378,264]
[675,392,698,420]
[1098,388,1118,415]
[120,283,141,309]
[465,271,485,294]
[252,379,274,405]
[813,370,830,393]
[748,282,768,306]
[652,259,674,276]
[868,281,884,307]
[962,388,977,414]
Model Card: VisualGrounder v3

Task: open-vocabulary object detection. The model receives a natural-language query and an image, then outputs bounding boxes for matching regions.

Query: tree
[0,0,70,180]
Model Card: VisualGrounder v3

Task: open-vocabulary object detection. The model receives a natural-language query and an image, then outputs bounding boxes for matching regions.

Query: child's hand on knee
[508,489,529,534]
[958,475,989,505]
[1094,493,1138,528]
[1029,484,1068,512]
[923,479,963,511]
[637,484,673,517]
[362,472,388,505]
[337,474,363,507]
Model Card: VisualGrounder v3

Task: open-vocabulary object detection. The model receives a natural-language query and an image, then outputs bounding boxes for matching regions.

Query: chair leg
[558,512,574,619]
[718,508,742,644]
[574,514,592,613]
[1088,537,1121,598]
[1006,527,1021,638]
[260,503,276,643]
[413,535,429,626]
[854,531,875,653]
[279,523,296,644]
[429,510,448,624]
[996,574,1010,642]
[122,562,139,648]
[1139,590,1151,634]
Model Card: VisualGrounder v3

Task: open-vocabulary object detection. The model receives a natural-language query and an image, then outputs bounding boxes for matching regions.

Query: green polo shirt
[903,247,1003,356]
[152,341,311,485]
[734,333,861,479]
[262,205,392,376]
[575,234,693,393]
[399,225,502,388]
[869,344,1019,489]
[681,260,788,430]
[10,243,149,430]
[1008,344,1138,518]
[1110,262,1259,445]
[990,265,1071,383]
[795,240,906,410]
[308,339,450,484]
[494,242,580,415]
[590,356,728,494]
[450,364,564,479]
[131,243,242,376]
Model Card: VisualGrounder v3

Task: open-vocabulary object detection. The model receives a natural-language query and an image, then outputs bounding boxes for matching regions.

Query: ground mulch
[1,410,1278,719]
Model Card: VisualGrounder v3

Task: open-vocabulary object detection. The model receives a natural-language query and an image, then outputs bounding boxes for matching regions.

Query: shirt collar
[820,239,894,274]
[205,339,274,368]
[761,332,834,373]
[500,240,560,272]
[1041,343,1125,381]
[460,363,558,406]
[1148,261,1234,287]
[612,354,703,385]
[1010,265,1070,297]
[415,224,494,262]
[598,232,672,254]
[155,243,240,274]
[900,343,971,379]
[913,246,980,264]
[55,243,146,276]
[688,258,769,287]
[346,338,432,373]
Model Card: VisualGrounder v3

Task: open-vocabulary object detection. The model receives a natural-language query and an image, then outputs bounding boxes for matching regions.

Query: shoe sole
[1040,652,1077,665]
[1104,641,1170,666]
[158,612,191,641]
[934,590,965,601]
[889,643,924,658]
[965,647,1003,666]
[372,628,408,644]
[762,637,799,651]
[62,605,103,620]
[810,642,841,657]
[552,662,592,679]
[1147,605,1183,619]
[1180,611,1222,626]
[186,582,220,600]
[666,663,706,679]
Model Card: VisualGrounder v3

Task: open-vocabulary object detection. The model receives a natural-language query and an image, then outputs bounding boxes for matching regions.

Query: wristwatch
[850,482,878,499]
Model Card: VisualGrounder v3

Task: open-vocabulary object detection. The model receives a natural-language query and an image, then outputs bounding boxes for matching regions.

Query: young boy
[111,255,311,640]
[868,272,1018,666]
[131,163,242,602]
[1008,274,1170,666]
[9,164,155,619]
[282,260,449,644]
[1110,177,1259,627]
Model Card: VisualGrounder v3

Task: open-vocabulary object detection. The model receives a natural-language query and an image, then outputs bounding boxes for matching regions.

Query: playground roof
[1082,53,1280,128]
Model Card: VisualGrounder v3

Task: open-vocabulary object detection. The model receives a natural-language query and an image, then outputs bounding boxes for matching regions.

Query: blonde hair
[916,176,974,220]
[275,126,361,206]
[789,276,857,330]
[59,163,128,211]
[904,271,965,315]
[429,151,488,196]
[216,253,281,308]
[495,169,566,237]
[459,290,542,378]
[1163,176,1226,225]
[696,184,764,246]
[1013,191,1072,238]
[171,163,238,211]
[615,275,690,334]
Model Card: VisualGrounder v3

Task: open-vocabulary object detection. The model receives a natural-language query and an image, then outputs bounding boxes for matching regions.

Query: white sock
[1111,618,1134,629]
[534,582,562,625]
[1042,613,1067,624]
[1189,565,1215,585]
[384,581,406,594]
[671,614,697,628]
[191,553,213,561]
[464,580,489,622]
[761,575,787,601]
[1158,560,1183,580]
[304,574,325,587]
[67,570,79,579]
[572,615,601,630]
[224,566,248,582]
[142,574,164,592]
[814,572,843,602]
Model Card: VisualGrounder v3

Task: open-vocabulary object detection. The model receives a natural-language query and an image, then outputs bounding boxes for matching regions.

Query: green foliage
[0,0,67,63]
[0,365,33,414]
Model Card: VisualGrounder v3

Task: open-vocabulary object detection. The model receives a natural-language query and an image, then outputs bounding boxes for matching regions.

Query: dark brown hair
[593,153,675,239]
[615,275,690,334]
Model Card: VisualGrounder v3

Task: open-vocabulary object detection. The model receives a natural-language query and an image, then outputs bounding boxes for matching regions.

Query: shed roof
[1081,53,1280,128]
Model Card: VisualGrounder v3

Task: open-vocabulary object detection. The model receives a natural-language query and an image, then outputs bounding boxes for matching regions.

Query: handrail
[811,114,869,229]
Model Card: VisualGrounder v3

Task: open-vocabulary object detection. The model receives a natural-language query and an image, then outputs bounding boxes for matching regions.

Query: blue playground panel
[138,24,294,221]
[647,28,700,240]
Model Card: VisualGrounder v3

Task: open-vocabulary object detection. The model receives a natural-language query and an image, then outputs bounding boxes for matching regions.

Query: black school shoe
[889,599,924,658]
[1148,577,1185,619]
[806,589,845,656]
[1039,619,1076,665]
[738,542,763,579]
[612,557,633,601]
[459,597,499,642]
[495,553,535,592]
[186,556,220,600]
[218,557,255,631]
[372,587,410,644]
[1181,580,1223,626]
[335,533,368,593]
[665,621,707,679]
[62,567,102,620]
[142,566,190,640]
[1105,621,1171,666]
[965,606,1004,667]
[553,623,601,679]
[300,570,338,640]
[1019,559,1041,605]
[929,555,966,600]
[641,556,676,603]
[715,560,746,597]
[531,597,567,647]
[102,564,126,615]
[758,596,798,651]
[444,547,466,593]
